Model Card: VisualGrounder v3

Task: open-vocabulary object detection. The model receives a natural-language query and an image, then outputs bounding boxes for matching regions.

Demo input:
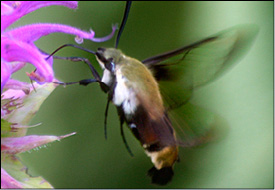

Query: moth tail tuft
[147,166,174,186]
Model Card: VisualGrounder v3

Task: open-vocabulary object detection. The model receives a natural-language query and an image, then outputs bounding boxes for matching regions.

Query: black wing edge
[142,24,259,69]
[142,36,217,66]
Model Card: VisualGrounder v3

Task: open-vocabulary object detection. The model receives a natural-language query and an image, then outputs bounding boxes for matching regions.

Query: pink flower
[1,1,117,91]
[1,1,116,188]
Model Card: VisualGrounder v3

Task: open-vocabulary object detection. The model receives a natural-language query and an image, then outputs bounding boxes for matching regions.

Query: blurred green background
[11,1,273,188]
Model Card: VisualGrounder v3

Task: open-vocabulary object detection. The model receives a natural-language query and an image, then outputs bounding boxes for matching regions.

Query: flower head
[1,1,116,188]
[1,1,117,91]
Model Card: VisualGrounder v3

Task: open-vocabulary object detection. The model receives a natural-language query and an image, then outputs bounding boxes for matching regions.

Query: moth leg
[53,56,101,81]
[54,78,97,86]
[120,118,134,157]
[104,98,111,140]
[116,107,134,157]
[52,56,110,92]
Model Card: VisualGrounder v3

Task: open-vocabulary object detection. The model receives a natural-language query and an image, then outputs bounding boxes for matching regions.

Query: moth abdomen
[147,166,174,186]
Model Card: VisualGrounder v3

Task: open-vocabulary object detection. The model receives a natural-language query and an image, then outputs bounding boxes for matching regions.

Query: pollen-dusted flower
[1,1,116,188]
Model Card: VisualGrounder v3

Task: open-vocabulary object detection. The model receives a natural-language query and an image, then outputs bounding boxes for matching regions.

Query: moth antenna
[115,1,132,48]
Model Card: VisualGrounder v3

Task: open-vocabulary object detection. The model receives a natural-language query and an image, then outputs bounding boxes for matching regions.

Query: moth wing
[169,102,229,147]
[143,24,259,110]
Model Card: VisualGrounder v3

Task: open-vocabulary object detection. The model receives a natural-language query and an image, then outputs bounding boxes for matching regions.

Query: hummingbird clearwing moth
[50,1,259,186]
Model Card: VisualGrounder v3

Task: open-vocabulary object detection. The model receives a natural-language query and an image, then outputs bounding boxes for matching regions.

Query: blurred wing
[143,24,259,109]
[168,102,229,147]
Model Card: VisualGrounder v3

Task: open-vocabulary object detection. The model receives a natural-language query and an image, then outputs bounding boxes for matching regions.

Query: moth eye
[95,50,110,66]
[105,58,115,72]
[95,52,105,61]
[97,47,106,52]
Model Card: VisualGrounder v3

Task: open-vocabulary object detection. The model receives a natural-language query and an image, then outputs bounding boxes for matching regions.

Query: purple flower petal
[3,79,30,94]
[1,2,15,15]
[1,59,11,92]
[5,23,117,44]
[2,85,31,101]
[10,61,27,73]
[6,23,94,43]
[0,60,27,92]
[1,168,23,189]
[1,132,76,154]
[1,1,78,31]
[92,24,118,42]
[2,37,54,84]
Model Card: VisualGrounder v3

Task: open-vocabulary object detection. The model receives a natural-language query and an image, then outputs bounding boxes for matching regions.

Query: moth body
[96,48,179,175]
